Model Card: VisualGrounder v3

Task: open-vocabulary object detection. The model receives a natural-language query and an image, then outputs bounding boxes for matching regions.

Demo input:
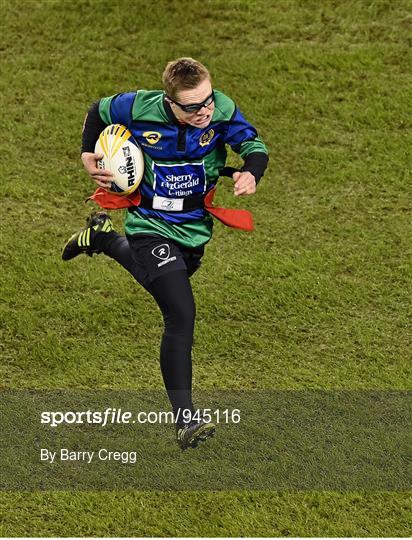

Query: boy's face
[168,78,215,128]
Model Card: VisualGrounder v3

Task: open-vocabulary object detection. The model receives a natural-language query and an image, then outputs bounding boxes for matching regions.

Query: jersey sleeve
[223,106,269,183]
[224,108,268,158]
[98,92,136,126]
[81,92,137,153]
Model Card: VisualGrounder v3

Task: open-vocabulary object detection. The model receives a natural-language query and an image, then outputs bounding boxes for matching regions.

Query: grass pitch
[1,0,411,536]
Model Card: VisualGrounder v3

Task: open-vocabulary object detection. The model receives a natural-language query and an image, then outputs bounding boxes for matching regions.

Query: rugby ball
[95,124,144,195]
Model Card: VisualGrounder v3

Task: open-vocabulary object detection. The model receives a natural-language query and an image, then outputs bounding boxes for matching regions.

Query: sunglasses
[167,91,215,113]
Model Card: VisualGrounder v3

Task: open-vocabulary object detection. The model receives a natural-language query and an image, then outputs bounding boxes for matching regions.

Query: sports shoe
[62,212,113,261]
[176,419,216,451]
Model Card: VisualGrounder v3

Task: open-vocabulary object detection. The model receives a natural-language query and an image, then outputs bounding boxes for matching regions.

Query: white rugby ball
[95,124,144,195]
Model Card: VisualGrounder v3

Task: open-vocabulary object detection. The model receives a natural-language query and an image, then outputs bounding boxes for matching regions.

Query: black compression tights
[149,272,195,416]
[97,233,195,417]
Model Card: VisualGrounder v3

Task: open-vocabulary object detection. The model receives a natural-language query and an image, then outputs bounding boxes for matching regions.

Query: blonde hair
[162,57,211,100]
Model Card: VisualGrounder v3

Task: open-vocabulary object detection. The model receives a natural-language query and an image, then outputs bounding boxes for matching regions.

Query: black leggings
[97,232,197,418]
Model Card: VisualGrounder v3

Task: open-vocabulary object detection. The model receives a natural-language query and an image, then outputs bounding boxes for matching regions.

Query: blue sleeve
[99,92,136,126]
[224,108,268,158]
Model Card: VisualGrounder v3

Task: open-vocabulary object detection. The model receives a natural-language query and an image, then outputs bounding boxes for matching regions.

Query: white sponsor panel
[152,195,184,212]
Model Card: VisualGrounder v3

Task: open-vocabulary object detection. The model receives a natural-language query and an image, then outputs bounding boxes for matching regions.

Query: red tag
[88,187,254,231]
[204,188,254,231]
[87,188,141,209]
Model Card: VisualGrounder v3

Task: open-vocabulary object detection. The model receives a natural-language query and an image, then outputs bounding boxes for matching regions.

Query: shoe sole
[61,239,81,261]
[183,424,216,450]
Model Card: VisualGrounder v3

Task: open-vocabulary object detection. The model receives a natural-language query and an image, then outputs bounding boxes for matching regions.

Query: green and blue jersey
[98,89,268,248]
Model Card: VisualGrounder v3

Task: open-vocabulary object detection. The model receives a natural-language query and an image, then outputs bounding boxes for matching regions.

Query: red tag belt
[88,187,254,232]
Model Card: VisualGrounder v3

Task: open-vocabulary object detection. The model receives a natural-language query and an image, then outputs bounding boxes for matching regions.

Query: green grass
[0,491,410,537]
[1,0,411,536]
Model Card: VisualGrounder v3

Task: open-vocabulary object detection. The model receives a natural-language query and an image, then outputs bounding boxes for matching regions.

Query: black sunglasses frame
[166,91,215,113]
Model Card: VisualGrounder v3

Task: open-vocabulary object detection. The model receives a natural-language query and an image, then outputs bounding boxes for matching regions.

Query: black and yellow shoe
[176,419,216,451]
[62,212,113,261]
